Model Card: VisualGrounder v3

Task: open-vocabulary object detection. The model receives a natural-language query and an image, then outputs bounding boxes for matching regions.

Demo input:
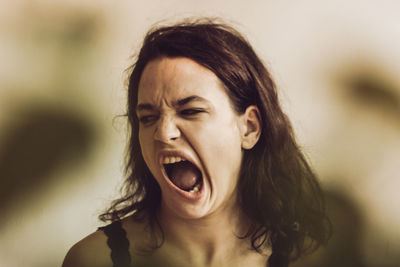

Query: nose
[153,116,180,143]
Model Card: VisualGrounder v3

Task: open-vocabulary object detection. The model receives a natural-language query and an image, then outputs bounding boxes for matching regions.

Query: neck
[154,198,267,266]
[162,202,243,242]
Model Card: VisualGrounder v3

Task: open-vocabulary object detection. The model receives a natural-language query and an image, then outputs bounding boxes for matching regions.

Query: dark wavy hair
[100,18,331,267]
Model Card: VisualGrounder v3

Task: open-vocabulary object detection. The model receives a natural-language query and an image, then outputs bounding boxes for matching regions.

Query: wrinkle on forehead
[137,57,224,109]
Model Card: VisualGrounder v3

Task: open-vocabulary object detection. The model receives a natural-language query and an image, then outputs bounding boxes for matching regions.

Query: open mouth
[163,158,203,193]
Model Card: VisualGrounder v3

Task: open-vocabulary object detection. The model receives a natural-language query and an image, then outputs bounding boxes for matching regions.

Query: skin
[62,57,268,267]
[137,57,248,220]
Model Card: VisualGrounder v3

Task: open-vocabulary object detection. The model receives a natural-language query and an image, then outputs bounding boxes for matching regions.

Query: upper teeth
[162,156,186,164]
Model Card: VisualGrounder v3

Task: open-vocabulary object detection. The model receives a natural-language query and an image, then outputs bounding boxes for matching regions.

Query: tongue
[169,161,200,191]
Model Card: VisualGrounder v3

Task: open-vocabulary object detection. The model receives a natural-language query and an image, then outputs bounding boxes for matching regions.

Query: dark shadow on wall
[0,105,96,227]
[292,188,366,267]
[337,63,400,127]
[319,189,366,267]
[295,61,400,267]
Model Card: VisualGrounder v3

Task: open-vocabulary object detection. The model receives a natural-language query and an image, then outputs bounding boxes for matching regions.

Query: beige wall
[1,1,399,266]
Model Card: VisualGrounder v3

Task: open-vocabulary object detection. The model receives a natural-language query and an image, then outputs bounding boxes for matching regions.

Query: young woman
[62,19,330,267]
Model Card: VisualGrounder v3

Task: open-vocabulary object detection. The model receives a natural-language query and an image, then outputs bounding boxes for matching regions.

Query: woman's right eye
[139,115,157,124]
[179,108,205,116]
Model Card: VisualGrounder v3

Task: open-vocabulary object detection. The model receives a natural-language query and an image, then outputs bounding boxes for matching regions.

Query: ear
[239,105,262,150]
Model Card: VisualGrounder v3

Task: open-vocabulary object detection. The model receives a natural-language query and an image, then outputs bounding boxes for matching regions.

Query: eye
[180,108,205,116]
[138,115,158,125]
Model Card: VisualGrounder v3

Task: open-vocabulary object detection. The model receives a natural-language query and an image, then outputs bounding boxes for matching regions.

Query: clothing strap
[99,221,132,267]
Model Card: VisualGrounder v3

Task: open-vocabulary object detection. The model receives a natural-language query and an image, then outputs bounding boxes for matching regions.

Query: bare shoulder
[62,229,111,267]
[62,216,148,267]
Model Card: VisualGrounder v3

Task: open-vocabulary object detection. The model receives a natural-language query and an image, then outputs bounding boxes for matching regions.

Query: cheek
[194,119,242,174]
[213,118,241,149]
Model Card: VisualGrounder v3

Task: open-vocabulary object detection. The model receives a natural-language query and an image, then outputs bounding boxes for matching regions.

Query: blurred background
[0,0,399,266]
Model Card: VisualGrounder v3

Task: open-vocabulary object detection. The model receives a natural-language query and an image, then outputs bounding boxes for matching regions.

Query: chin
[162,197,213,220]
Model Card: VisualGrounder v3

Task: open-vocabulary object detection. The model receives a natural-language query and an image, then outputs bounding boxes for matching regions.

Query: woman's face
[137,57,245,219]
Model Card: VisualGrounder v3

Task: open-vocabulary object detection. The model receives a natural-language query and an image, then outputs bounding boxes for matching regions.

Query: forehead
[137,57,229,105]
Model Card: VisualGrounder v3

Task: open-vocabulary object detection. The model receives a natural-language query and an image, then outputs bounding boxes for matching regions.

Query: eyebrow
[136,95,210,112]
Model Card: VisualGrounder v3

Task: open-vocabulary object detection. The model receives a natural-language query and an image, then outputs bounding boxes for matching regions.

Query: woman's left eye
[180,109,205,116]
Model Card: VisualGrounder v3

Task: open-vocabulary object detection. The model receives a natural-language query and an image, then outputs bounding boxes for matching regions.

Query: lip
[157,149,205,200]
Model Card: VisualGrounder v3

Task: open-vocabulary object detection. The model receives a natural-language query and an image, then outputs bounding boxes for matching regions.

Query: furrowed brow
[136,95,210,113]
[175,95,209,107]
[136,103,154,113]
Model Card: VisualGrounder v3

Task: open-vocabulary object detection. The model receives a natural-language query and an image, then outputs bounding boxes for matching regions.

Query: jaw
[153,150,240,220]
[157,186,245,242]
[159,177,240,223]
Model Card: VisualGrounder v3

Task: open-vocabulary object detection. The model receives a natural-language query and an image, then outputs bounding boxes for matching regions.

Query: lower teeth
[189,184,200,193]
